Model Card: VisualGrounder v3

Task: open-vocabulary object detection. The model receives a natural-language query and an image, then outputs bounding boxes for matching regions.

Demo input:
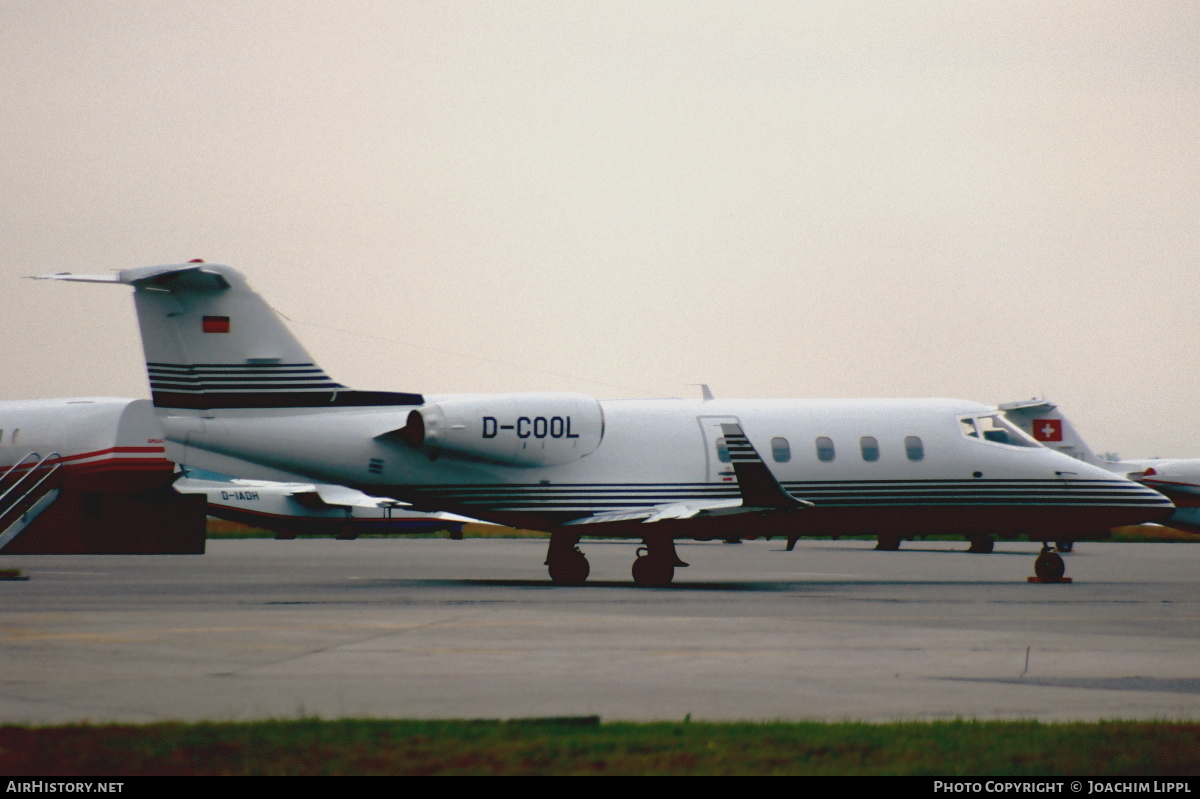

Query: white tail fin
[38,262,423,411]
[998,399,1105,467]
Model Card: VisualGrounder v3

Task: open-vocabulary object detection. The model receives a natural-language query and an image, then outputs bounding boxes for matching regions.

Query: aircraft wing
[563,423,811,527]
[562,498,745,526]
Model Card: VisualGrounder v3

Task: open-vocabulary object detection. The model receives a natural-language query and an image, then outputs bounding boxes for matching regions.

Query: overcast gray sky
[3,1,1198,457]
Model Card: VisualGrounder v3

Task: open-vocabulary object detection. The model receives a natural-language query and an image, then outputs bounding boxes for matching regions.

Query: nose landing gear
[875,534,902,551]
[1029,543,1072,583]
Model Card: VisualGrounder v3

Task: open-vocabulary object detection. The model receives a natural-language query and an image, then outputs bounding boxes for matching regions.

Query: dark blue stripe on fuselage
[399,479,1170,514]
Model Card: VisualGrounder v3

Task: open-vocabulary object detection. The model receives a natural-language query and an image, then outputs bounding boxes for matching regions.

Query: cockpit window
[960,414,1040,448]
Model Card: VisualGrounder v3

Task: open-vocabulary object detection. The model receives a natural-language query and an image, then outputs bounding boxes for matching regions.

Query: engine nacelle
[398,393,604,468]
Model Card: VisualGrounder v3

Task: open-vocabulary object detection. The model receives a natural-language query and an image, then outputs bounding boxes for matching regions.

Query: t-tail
[36,262,423,412]
[997,399,1105,468]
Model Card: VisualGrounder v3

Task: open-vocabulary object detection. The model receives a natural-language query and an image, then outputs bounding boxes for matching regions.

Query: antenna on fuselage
[689,384,715,401]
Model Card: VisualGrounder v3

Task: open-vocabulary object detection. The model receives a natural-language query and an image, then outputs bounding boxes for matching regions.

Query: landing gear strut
[631,537,688,587]
[967,535,994,554]
[1030,543,1071,583]
[545,531,590,585]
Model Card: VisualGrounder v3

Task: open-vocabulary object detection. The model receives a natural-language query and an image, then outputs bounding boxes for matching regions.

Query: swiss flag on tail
[1032,419,1063,442]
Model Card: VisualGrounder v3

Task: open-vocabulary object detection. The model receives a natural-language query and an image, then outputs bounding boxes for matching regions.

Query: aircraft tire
[548,551,590,585]
[1034,551,1066,581]
[1055,541,1074,553]
[632,555,674,587]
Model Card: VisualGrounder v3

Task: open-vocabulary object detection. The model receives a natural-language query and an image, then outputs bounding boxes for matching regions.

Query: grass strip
[1,719,1197,776]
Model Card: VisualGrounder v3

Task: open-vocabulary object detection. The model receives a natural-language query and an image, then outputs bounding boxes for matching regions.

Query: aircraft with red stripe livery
[1001,399,1200,535]
[0,397,204,553]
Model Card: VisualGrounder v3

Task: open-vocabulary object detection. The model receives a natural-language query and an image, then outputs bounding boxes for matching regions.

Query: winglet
[720,423,812,509]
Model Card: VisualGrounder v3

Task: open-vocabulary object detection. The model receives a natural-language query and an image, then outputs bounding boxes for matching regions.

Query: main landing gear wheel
[1055,541,1074,553]
[545,532,590,585]
[632,552,674,587]
[875,534,901,551]
[631,538,689,587]
[967,536,994,554]
[1031,546,1069,582]
[548,550,590,585]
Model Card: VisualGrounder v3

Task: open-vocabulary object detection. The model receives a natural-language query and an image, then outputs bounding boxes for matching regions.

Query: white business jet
[37,263,1173,585]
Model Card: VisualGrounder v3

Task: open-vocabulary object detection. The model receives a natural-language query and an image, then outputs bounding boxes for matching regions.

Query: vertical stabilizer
[998,399,1105,467]
[37,263,423,411]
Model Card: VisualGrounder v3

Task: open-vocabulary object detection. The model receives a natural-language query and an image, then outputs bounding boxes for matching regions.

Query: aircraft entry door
[696,415,741,484]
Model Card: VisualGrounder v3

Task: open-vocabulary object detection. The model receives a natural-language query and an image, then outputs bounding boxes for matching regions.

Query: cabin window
[11,429,19,445]
[771,437,791,463]
[715,437,731,463]
[815,436,835,462]
[0,430,4,444]
[904,435,924,461]
[860,436,880,462]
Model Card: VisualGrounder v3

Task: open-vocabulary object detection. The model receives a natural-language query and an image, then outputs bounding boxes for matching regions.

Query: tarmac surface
[2,537,1199,724]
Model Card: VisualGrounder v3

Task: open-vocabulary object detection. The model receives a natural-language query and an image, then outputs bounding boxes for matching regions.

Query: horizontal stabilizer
[997,399,1056,413]
[33,263,233,290]
[30,273,121,284]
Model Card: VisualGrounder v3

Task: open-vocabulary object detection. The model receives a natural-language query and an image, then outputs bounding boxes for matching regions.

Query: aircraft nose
[1062,459,1176,525]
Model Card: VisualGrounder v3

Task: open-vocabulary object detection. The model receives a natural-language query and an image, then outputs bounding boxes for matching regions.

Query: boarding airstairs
[0,453,62,552]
